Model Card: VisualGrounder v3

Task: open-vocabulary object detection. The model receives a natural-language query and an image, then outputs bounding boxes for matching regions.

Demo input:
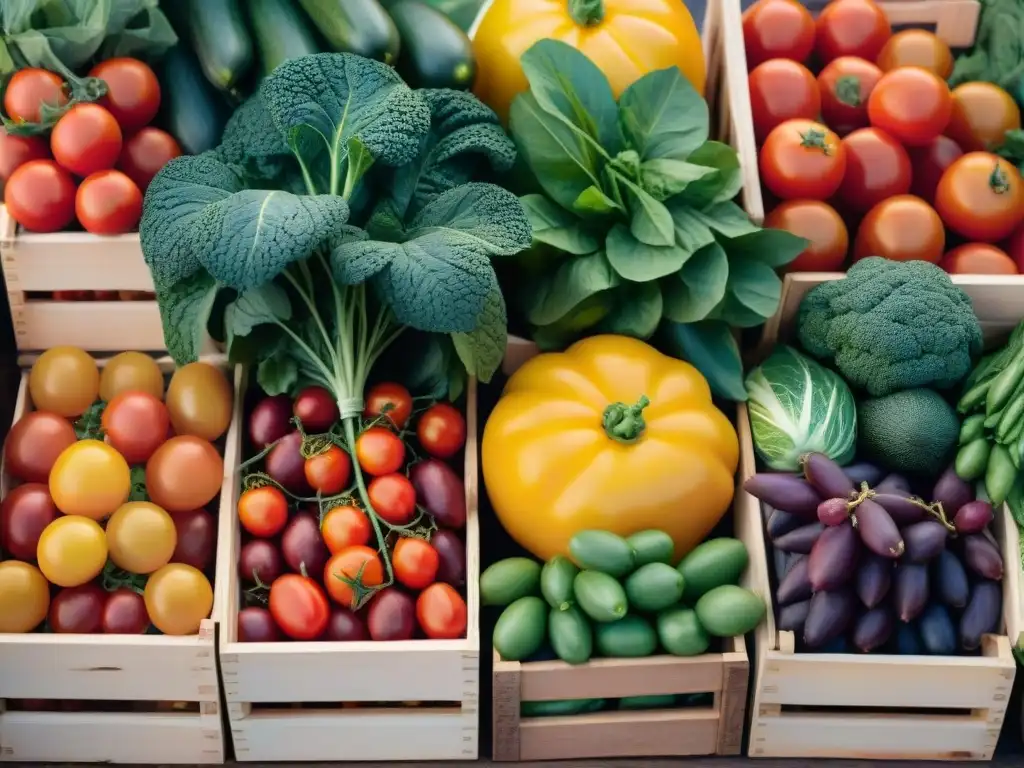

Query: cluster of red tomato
[745,0,1024,274]
[0,59,182,235]
[0,349,232,636]
[236,381,470,644]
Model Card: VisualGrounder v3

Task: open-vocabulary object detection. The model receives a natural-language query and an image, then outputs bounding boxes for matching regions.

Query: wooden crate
[215,368,481,762]
[0,354,233,764]
[736,272,1022,760]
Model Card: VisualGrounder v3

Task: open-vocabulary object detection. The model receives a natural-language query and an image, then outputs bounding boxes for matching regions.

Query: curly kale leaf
[217,93,294,183]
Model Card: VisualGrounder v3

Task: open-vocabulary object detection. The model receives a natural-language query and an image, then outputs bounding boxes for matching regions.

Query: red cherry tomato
[393,537,440,590]
[101,390,170,463]
[363,382,413,429]
[416,583,467,639]
[293,386,339,432]
[51,103,122,177]
[4,410,77,483]
[75,170,142,235]
[102,588,150,633]
[817,56,883,136]
[355,426,406,476]
[908,135,964,205]
[88,58,161,132]
[940,243,1018,275]
[742,0,816,68]
[238,486,289,538]
[4,68,67,123]
[815,0,892,64]
[0,129,49,184]
[764,200,849,272]
[117,127,182,192]
[417,403,467,459]
[749,59,820,144]
[867,67,952,147]
[303,445,352,495]
[4,159,76,233]
[854,195,945,263]
[0,483,58,561]
[837,128,912,212]
[367,473,417,525]
[269,573,330,640]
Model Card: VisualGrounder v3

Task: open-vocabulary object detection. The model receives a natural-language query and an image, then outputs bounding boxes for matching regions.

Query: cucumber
[548,605,592,665]
[569,530,635,577]
[541,555,578,611]
[382,0,476,89]
[297,0,401,64]
[594,614,657,657]
[185,0,254,93]
[694,585,766,638]
[624,563,685,613]
[156,45,232,156]
[573,570,628,623]
[619,694,677,710]
[626,529,675,567]
[657,607,709,656]
[247,0,321,76]
[522,698,605,717]
[493,596,547,661]
[677,538,749,603]
[480,557,541,607]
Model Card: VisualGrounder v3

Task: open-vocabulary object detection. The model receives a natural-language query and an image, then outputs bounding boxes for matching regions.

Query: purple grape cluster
[745,454,1004,655]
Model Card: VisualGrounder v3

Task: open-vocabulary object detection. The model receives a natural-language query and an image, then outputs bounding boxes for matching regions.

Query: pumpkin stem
[602,395,650,444]
[568,0,605,26]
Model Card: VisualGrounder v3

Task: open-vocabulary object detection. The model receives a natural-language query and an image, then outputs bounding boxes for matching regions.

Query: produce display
[744,0,1024,274]
[0,348,229,636]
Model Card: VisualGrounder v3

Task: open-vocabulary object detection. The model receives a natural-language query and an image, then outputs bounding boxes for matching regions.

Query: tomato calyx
[74,399,107,440]
[568,0,605,27]
[835,75,863,107]
[3,71,108,137]
[990,162,1012,194]
[602,394,650,444]
[127,466,149,502]
[800,128,834,155]
[101,560,146,595]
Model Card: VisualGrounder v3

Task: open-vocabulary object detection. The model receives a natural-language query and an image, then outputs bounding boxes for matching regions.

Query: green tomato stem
[602,394,650,443]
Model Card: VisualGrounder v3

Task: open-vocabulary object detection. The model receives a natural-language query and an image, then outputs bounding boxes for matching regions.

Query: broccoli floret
[798,257,982,396]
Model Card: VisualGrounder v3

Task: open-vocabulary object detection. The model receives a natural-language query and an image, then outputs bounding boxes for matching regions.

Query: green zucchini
[247,0,321,77]
[382,0,476,89]
[185,0,254,93]
[156,44,232,156]
[297,0,401,64]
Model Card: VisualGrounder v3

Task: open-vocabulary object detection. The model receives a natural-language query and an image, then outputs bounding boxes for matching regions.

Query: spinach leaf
[729,260,782,320]
[599,281,663,339]
[217,94,295,184]
[660,320,747,402]
[573,185,621,215]
[618,67,708,161]
[681,141,744,207]
[526,250,620,326]
[641,158,717,201]
[618,174,675,246]
[521,194,601,255]
[606,223,689,282]
[723,226,809,268]
[662,242,729,324]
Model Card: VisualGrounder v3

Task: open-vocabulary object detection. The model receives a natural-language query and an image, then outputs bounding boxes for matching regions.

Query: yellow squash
[482,335,738,562]
[471,0,707,124]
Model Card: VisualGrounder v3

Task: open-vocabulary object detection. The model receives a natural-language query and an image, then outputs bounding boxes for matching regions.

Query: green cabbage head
[745,345,857,471]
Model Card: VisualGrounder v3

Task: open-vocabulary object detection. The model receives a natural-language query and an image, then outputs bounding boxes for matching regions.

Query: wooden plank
[491,653,522,762]
[718,636,750,756]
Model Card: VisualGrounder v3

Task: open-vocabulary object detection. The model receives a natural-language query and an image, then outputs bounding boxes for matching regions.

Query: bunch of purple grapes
[744,454,1004,655]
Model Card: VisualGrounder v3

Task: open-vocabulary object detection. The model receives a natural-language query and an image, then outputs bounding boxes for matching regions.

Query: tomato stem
[602,394,650,444]
[835,75,862,107]
[990,161,1011,194]
[799,127,833,155]
[568,0,605,26]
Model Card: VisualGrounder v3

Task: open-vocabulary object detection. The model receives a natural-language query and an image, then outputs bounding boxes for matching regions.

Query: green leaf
[531,293,613,350]
[217,93,295,184]
[521,194,600,255]
[598,281,663,339]
[154,271,220,365]
[257,357,299,396]
[572,185,621,215]
[669,204,717,255]
[616,174,674,247]
[525,250,620,325]
[74,400,107,440]
[451,283,507,383]
[680,141,743,207]
[127,466,149,502]
[724,226,810,268]
[660,320,747,402]
[662,242,730,324]
[225,283,293,338]
[419,0,486,30]
[693,200,758,239]
[640,158,717,201]
[728,260,783,323]
[618,68,709,161]
[606,223,689,282]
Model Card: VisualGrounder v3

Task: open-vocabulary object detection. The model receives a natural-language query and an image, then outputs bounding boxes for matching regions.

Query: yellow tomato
[106,502,177,574]
[0,561,50,632]
[28,346,100,417]
[49,439,131,519]
[945,82,1022,153]
[99,351,165,401]
[144,564,213,636]
[482,335,739,562]
[472,0,706,124]
[165,362,233,441]
[36,515,108,587]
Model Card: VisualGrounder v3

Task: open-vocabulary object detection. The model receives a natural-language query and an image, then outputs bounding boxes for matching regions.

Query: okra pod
[986,443,1017,506]
[996,393,1024,443]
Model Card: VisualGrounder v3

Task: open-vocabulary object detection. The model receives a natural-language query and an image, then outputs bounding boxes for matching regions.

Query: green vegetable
[540,555,579,611]
[996,392,1024,443]
[745,345,857,471]
[522,698,606,717]
[694,585,766,637]
[420,0,487,30]
[573,570,628,623]
[677,537,749,604]
[949,0,1024,110]
[185,0,254,94]
[986,443,1017,506]
[960,414,986,445]
[139,54,529,605]
[656,607,709,656]
[247,0,322,76]
[624,563,685,613]
[594,614,658,657]
[857,389,960,476]
[156,44,233,155]
[383,0,476,89]
[568,530,635,577]
[626,529,675,567]
[298,0,401,64]
[480,557,541,606]
[493,596,547,661]
[619,695,678,710]
[548,605,593,664]
[956,438,993,481]
[798,258,983,397]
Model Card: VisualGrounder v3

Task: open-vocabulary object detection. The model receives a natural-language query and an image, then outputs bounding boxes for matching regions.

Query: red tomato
[355,426,406,476]
[935,152,1024,242]
[321,504,372,554]
[293,386,339,432]
[323,545,384,609]
[4,411,77,483]
[0,483,58,561]
[742,0,816,67]
[945,82,1022,153]
[876,29,953,78]
[837,128,912,212]
[363,382,413,429]
[940,243,1018,275]
[416,583,467,639]
[815,0,891,64]
[117,127,182,192]
[75,170,142,236]
[749,59,821,143]
[50,104,122,177]
[367,473,417,525]
[269,573,330,640]
[303,445,352,495]
[764,200,849,272]
[854,195,945,263]
[0,129,49,185]
[102,391,170,463]
[88,58,161,132]
[238,486,289,538]
[867,67,952,147]
[393,537,440,590]
[4,159,76,232]
[1006,222,1024,272]
[416,403,467,459]
[908,135,964,205]
[817,56,882,136]
[760,120,846,201]
[4,69,67,123]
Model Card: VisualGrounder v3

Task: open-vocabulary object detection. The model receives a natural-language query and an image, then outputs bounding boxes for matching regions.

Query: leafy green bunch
[508,39,807,399]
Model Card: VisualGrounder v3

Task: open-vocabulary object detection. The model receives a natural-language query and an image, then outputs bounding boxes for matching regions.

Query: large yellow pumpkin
[471,0,707,124]
[482,335,738,562]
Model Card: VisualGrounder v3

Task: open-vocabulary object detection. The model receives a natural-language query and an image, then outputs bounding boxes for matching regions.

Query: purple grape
[856,553,892,608]
[953,500,994,535]
[876,474,911,494]
[818,498,851,527]
[959,580,1001,650]
[934,550,969,609]
[777,557,813,605]
[873,493,929,526]
[932,467,974,519]
[844,462,884,488]
[778,599,811,632]
[744,474,822,518]
[773,523,825,554]
[767,508,806,539]
[854,499,904,558]
[808,522,859,591]
[894,563,929,622]
[902,521,949,563]
[853,606,894,652]
[803,453,855,499]
[804,589,855,648]
[962,534,1004,580]
[918,603,956,655]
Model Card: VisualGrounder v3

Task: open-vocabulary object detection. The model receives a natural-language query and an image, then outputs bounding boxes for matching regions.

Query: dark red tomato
[867,67,952,147]
[363,382,413,429]
[1006,222,1024,272]
[837,128,912,212]
[49,584,106,633]
[0,129,49,185]
[355,426,406,476]
[764,200,849,272]
[88,58,161,132]
[238,606,281,642]
[116,127,181,192]
[269,573,330,640]
[4,410,77,482]
[102,588,149,633]
[265,431,313,495]
[238,538,285,585]
[0,483,58,560]
[367,588,416,641]
[416,583,467,639]
[417,403,467,459]
[322,606,369,641]
[75,170,142,235]
[749,59,821,143]
[101,390,169,463]
[393,537,440,590]
[935,152,1024,242]
[817,56,882,136]
[171,508,216,570]
[4,159,76,233]
[431,529,467,588]
[249,395,293,448]
[4,68,67,123]
[940,243,1019,275]
[854,195,945,263]
[304,445,351,495]
[742,0,816,68]
[814,0,891,64]
[368,473,417,525]
[238,486,289,538]
[50,103,122,177]
[759,119,846,201]
[908,135,964,205]
[281,512,330,576]
[293,386,339,432]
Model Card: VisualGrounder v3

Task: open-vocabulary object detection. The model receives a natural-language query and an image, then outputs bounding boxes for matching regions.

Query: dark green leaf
[525,250,620,325]
[217,93,295,184]
[451,283,507,383]
[680,141,743,207]
[640,158,717,201]
[724,226,810,268]
[531,293,613,350]
[662,242,730,323]
[597,281,662,339]
[618,68,708,161]
[606,223,689,282]
[572,185,621,215]
[74,400,107,440]
[617,174,675,246]
[257,357,299,395]
[521,194,601,254]
[660,320,747,402]
[225,283,293,338]
[729,260,783,321]
[154,271,220,365]
[128,466,149,502]
[693,200,758,238]
[669,204,717,255]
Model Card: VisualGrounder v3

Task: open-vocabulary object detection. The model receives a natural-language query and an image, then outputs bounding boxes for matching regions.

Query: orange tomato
[867,67,952,146]
[940,243,1018,275]
[875,30,953,77]
[935,152,1024,242]
[853,195,945,263]
[323,545,384,609]
[764,200,849,272]
[416,583,467,640]
[393,537,440,591]
[945,82,1022,153]
[321,505,372,554]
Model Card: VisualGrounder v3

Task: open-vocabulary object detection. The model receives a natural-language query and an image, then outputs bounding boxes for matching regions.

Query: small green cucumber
[657,607,710,656]
[624,563,685,612]
[956,438,992,482]
[548,605,593,665]
[619,694,677,710]
[493,596,547,661]
[694,585,766,637]
[541,555,579,611]
[569,530,635,577]
[594,614,657,657]
[959,414,986,446]
[677,537,749,603]
[522,698,606,717]
[626,529,675,566]
[573,570,628,623]
[480,557,541,606]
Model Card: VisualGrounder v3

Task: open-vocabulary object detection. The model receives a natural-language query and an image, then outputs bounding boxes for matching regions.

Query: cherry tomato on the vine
[0,129,49,184]
[749,59,820,144]
[321,504,372,554]
[945,82,1022,153]
[940,243,1018,275]
[324,545,384,609]
[88,58,161,133]
[854,195,945,263]
[417,403,467,459]
[416,583,468,639]
[817,56,882,136]
[356,426,406,476]
[117,127,182,192]
[102,390,169,463]
[876,29,953,77]
[4,159,76,233]
[367,473,417,525]
[393,537,440,590]
[867,67,952,147]
[304,445,351,495]
[269,573,330,640]
[293,386,339,433]
[0,483,58,561]
[837,127,912,212]
[50,103,122,177]
[815,0,891,64]
[4,68,67,124]
[742,0,816,68]
[238,486,289,538]
[363,382,413,429]
[764,200,849,272]
[935,152,1024,242]
[4,411,77,483]
[76,170,142,235]
[908,135,964,205]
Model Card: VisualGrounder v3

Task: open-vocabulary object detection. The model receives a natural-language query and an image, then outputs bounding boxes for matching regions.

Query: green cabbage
[745,345,857,471]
